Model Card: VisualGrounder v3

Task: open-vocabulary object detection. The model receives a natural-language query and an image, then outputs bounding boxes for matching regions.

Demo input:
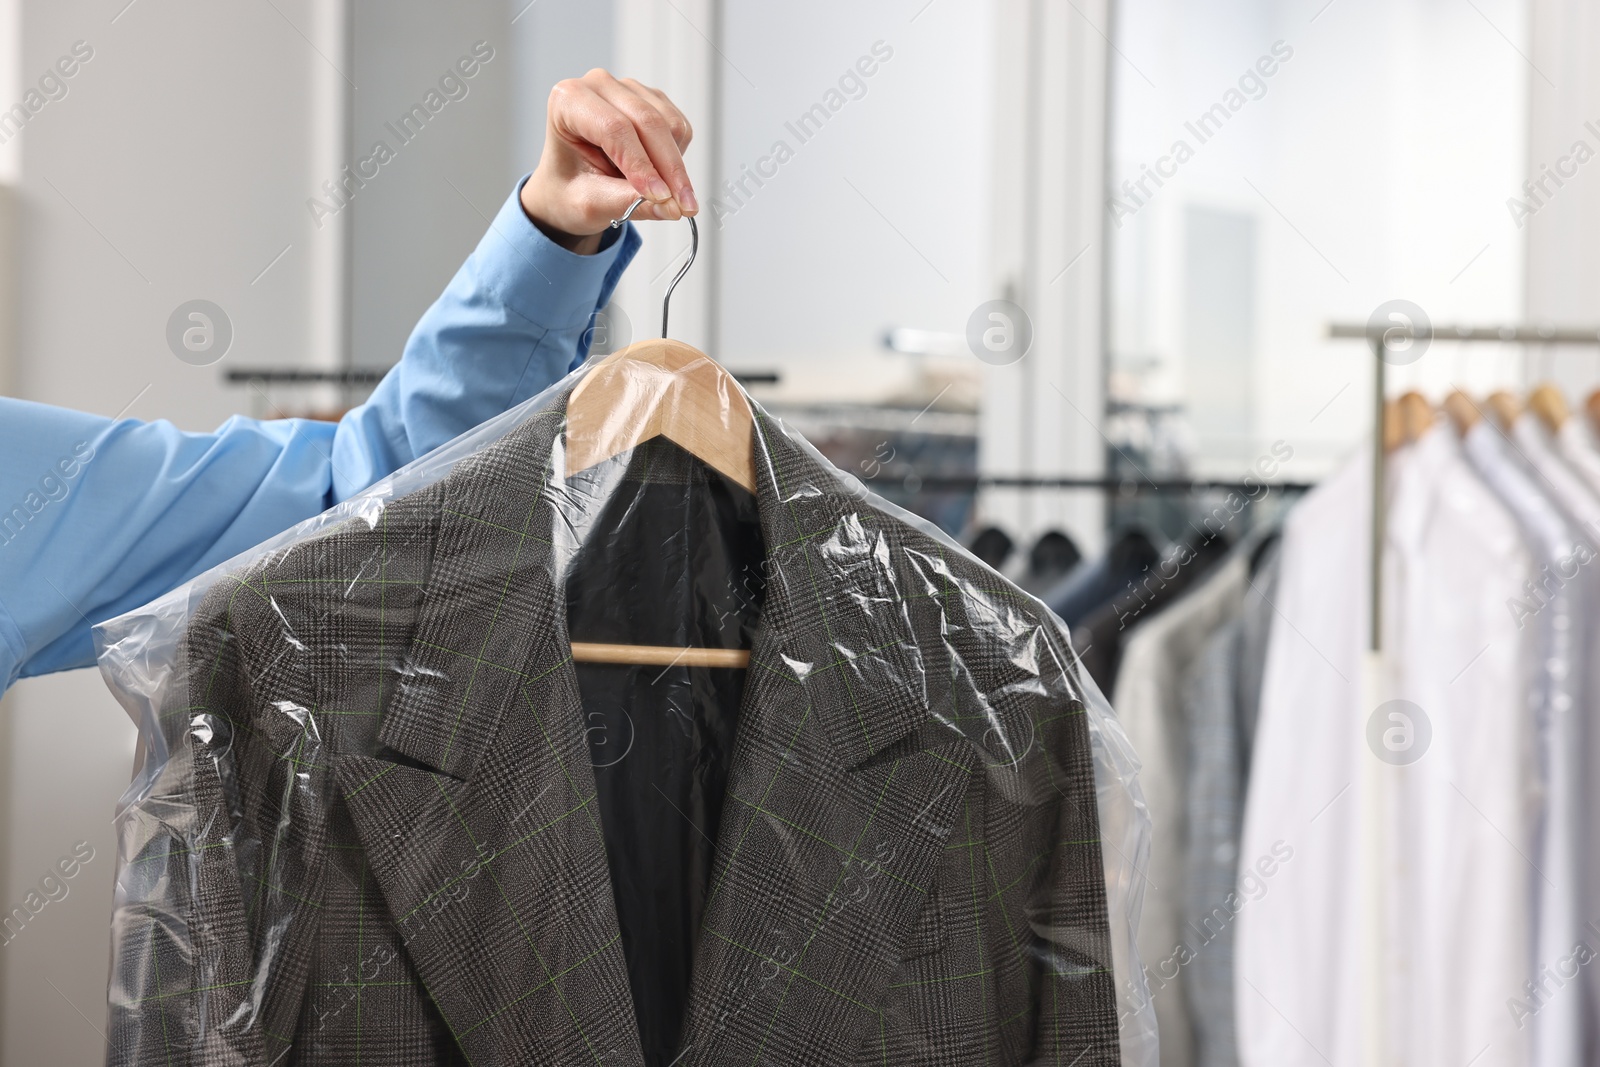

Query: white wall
[1523,0,1600,384]
[1109,0,1529,478]
[349,0,514,372]
[710,0,993,402]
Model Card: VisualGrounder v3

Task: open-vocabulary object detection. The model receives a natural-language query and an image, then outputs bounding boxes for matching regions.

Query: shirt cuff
[472,175,637,331]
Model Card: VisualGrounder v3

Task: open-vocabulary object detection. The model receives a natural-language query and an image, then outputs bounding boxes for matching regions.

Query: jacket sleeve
[0,176,640,689]
[106,575,332,1067]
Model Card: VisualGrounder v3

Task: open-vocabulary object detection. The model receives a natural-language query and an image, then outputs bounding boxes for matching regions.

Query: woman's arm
[0,179,639,686]
[0,69,696,689]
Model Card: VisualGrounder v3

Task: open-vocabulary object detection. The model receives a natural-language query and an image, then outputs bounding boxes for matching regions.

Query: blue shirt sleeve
[0,177,641,689]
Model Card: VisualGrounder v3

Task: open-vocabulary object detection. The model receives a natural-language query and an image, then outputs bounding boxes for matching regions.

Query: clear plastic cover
[94,354,1156,1066]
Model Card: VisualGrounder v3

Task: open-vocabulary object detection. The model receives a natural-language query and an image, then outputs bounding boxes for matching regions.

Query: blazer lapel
[675,416,986,1065]
[333,401,645,1067]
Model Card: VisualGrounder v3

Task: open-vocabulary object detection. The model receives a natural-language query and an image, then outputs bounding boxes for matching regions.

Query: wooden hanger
[565,199,754,669]
[1528,383,1569,432]
[1486,390,1523,428]
[1397,391,1434,443]
[1443,390,1481,435]
[566,339,756,495]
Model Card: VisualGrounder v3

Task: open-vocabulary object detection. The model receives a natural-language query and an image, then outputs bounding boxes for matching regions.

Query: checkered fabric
[104,386,1121,1066]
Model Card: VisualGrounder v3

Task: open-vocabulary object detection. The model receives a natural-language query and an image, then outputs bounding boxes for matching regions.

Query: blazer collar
[376,383,931,781]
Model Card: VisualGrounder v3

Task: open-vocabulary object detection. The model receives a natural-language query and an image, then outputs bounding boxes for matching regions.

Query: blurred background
[0,0,1589,1062]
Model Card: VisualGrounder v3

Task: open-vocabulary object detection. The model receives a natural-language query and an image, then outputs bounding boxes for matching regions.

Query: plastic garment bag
[95,354,1157,1066]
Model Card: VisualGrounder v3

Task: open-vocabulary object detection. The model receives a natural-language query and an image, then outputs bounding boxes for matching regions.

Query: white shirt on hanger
[1552,415,1600,503]
[1462,417,1590,1067]
[1509,412,1600,548]
[1385,423,1533,1067]
[1112,543,1256,1067]
[1235,451,1369,1067]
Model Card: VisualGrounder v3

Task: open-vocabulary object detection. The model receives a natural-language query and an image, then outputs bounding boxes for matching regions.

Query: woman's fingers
[550,77,676,210]
[566,173,680,234]
[619,77,693,152]
[586,72,697,213]
[532,69,698,237]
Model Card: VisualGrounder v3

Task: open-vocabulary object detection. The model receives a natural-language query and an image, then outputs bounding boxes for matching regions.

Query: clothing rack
[1327,321,1600,1067]
[224,368,386,385]
[1327,322,1600,653]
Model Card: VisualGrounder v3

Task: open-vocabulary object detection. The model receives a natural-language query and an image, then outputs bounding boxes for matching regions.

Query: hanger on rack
[1585,389,1600,431]
[1486,390,1524,429]
[1397,391,1434,443]
[1443,390,1481,436]
[565,196,755,671]
[1381,392,1437,449]
[1528,382,1570,432]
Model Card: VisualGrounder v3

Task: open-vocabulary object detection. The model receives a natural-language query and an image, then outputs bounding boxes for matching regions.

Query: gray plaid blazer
[106,392,1120,1066]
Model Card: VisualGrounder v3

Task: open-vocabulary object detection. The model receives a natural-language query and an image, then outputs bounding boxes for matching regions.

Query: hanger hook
[610,195,699,339]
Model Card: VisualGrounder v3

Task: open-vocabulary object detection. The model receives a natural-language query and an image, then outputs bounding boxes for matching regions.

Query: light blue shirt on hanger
[0,179,641,690]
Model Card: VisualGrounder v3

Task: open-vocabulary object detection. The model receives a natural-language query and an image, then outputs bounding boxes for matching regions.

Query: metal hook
[610,196,699,339]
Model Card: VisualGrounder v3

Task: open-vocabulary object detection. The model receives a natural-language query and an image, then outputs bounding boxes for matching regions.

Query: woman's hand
[520,68,697,255]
